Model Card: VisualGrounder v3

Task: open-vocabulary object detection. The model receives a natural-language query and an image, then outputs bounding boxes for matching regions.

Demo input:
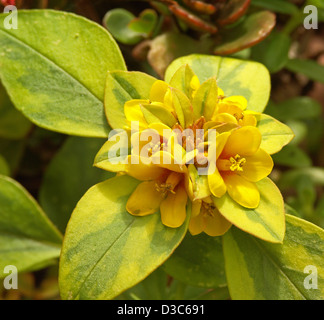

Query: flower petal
[208,168,227,198]
[126,155,166,180]
[221,126,262,158]
[222,96,247,110]
[150,80,169,103]
[148,122,172,140]
[212,113,238,124]
[151,150,187,173]
[160,185,188,228]
[124,99,149,129]
[216,103,243,118]
[207,131,231,162]
[240,114,257,127]
[191,200,202,217]
[240,148,274,182]
[204,208,232,237]
[223,173,260,209]
[189,212,206,236]
[126,181,164,216]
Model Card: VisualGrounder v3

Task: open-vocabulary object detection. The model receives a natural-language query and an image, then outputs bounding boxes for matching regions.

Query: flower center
[202,201,215,217]
[155,172,182,195]
[233,112,244,121]
[217,154,246,172]
[147,140,164,157]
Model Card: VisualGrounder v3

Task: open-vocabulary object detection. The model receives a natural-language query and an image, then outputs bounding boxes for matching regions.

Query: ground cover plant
[0,0,323,300]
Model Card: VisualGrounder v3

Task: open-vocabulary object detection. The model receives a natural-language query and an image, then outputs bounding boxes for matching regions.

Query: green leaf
[188,165,211,200]
[272,145,312,168]
[165,54,271,113]
[294,175,317,219]
[284,204,302,218]
[105,71,157,129]
[0,10,126,137]
[128,9,158,36]
[214,11,276,56]
[0,154,9,176]
[169,64,196,98]
[223,214,324,300]
[286,59,324,83]
[251,0,298,15]
[103,9,143,45]
[141,104,177,127]
[0,82,32,139]
[214,178,285,243]
[39,137,114,234]
[279,167,324,190]
[251,32,291,73]
[284,119,308,146]
[163,233,226,288]
[308,0,324,9]
[266,97,322,121]
[192,77,218,121]
[59,175,189,300]
[94,134,129,173]
[0,176,62,277]
[256,113,295,154]
[169,87,193,128]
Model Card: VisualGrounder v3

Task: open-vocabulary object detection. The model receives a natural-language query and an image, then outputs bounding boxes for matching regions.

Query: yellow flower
[208,126,274,209]
[97,68,290,237]
[124,80,178,130]
[121,125,189,228]
[125,155,188,228]
[211,91,258,127]
[189,197,231,237]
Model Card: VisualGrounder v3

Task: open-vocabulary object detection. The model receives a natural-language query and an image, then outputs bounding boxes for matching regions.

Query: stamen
[233,112,244,121]
[217,154,246,172]
[229,154,246,172]
[147,141,161,157]
[155,172,182,195]
[202,201,215,217]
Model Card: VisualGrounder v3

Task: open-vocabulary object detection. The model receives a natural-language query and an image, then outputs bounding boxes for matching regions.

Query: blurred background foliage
[0,0,323,300]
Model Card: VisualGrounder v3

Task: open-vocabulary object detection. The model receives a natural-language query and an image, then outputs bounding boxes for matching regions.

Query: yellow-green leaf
[223,214,324,300]
[192,77,218,121]
[214,178,285,243]
[256,113,295,154]
[188,165,211,200]
[94,133,130,173]
[168,87,194,128]
[59,175,189,300]
[165,54,271,113]
[0,10,126,137]
[105,71,157,129]
[169,64,196,98]
[141,104,177,128]
[0,176,62,277]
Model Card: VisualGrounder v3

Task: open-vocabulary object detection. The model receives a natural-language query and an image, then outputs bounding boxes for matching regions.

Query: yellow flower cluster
[100,66,278,237]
